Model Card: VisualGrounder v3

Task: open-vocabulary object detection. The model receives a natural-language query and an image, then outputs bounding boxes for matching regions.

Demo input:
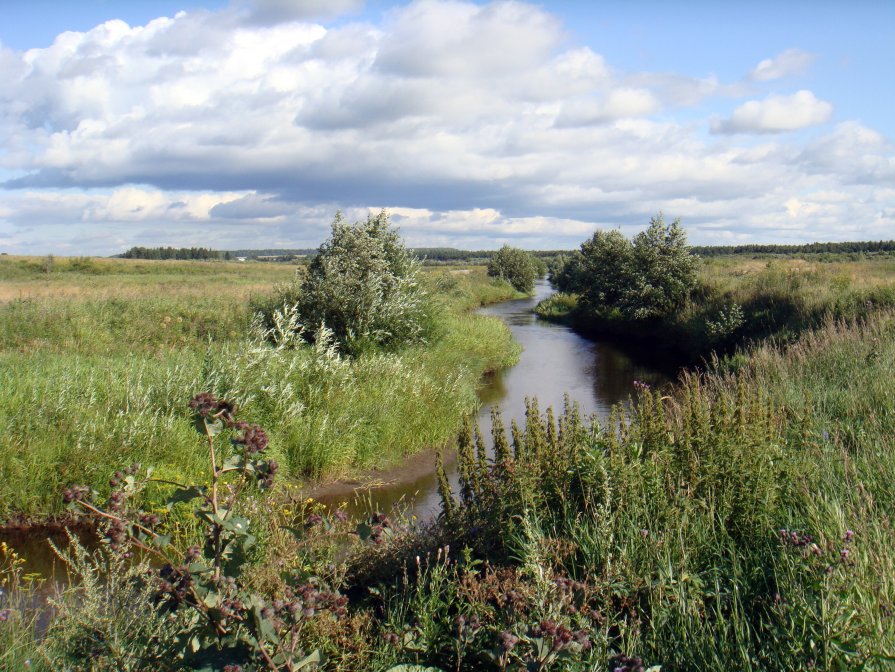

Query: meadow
[0,256,520,518]
[2,251,895,670]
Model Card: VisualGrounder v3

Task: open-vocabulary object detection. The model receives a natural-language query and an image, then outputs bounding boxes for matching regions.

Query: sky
[1,0,893,255]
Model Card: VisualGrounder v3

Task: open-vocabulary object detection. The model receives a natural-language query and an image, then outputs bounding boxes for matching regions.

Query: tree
[578,229,633,313]
[626,213,698,318]
[549,251,589,294]
[263,210,434,356]
[487,245,537,293]
[577,214,697,320]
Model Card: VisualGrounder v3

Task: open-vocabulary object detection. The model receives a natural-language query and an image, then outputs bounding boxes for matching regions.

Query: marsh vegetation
[2,217,895,670]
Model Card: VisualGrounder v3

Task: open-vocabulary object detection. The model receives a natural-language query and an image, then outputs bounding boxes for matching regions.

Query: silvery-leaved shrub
[259,211,435,357]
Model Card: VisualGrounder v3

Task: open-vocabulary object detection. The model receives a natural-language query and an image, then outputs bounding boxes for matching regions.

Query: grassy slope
[542,254,895,366]
[0,258,521,518]
[334,309,895,671]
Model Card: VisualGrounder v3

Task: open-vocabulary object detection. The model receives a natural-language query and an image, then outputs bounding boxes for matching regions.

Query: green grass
[0,262,520,518]
[533,291,577,320]
[336,308,895,670]
[547,254,895,365]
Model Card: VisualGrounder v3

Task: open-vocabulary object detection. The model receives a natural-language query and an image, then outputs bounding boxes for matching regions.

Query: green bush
[486,245,537,293]
[578,214,698,320]
[547,252,585,294]
[262,211,435,356]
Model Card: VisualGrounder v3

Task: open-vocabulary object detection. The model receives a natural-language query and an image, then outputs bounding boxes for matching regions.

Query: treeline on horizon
[117,240,895,263]
[691,239,895,256]
[119,246,228,260]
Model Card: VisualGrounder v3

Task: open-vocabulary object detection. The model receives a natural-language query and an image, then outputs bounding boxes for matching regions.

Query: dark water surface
[344,280,669,518]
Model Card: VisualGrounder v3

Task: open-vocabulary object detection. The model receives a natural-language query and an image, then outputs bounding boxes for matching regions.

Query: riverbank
[538,254,895,368]
[5,286,894,670]
[0,258,522,520]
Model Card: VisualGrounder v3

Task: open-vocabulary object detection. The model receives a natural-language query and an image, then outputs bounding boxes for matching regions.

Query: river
[1,280,668,579]
[337,279,669,519]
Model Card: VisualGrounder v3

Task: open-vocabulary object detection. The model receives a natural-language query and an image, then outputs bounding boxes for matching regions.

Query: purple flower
[498,630,519,652]
[844,529,855,543]
[233,424,268,454]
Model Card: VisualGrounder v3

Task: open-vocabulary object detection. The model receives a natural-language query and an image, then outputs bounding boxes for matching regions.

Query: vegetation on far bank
[540,217,895,366]
[486,244,545,294]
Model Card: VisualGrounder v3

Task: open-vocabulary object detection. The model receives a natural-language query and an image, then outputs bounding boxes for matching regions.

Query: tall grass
[0,264,520,518]
[351,309,895,670]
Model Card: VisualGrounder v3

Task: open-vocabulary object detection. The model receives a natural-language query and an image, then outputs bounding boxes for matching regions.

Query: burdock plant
[64,393,338,671]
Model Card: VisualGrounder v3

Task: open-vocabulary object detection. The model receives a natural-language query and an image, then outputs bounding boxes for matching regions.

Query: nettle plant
[64,393,346,671]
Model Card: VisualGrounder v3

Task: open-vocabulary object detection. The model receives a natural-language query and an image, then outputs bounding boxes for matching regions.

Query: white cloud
[555,88,660,127]
[0,2,892,253]
[713,90,833,134]
[750,48,815,81]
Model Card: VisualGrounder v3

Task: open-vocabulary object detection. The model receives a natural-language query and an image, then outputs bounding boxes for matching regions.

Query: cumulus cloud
[712,90,833,134]
[0,1,892,253]
[234,0,365,24]
[749,48,815,81]
[555,88,660,127]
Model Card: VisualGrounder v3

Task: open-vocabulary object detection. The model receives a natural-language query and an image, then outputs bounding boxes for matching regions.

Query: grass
[544,253,895,366]
[9,300,890,670]
[0,259,521,518]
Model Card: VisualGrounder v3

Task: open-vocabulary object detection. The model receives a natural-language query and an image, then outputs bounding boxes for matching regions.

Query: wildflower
[641,528,649,538]
[233,424,268,454]
[62,485,90,504]
[189,393,236,423]
[183,545,201,564]
[0,608,10,621]
[573,629,591,651]
[844,529,855,543]
[498,630,518,652]
[139,513,160,529]
[840,548,850,562]
[333,509,349,523]
[306,514,323,528]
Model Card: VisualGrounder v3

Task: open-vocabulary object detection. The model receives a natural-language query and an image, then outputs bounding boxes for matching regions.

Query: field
[2,252,895,670]
[0,256,520,518]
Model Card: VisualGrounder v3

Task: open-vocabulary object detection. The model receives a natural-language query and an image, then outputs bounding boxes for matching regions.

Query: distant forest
[117,241,895,263]
[119,246,228,260]
[691,240,895,256]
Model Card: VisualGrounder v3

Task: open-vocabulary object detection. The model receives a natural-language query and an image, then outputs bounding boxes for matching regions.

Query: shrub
[487,245,537,293]
[547,252,585,294]
[578,213,698,320]
[263,210,434,356]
